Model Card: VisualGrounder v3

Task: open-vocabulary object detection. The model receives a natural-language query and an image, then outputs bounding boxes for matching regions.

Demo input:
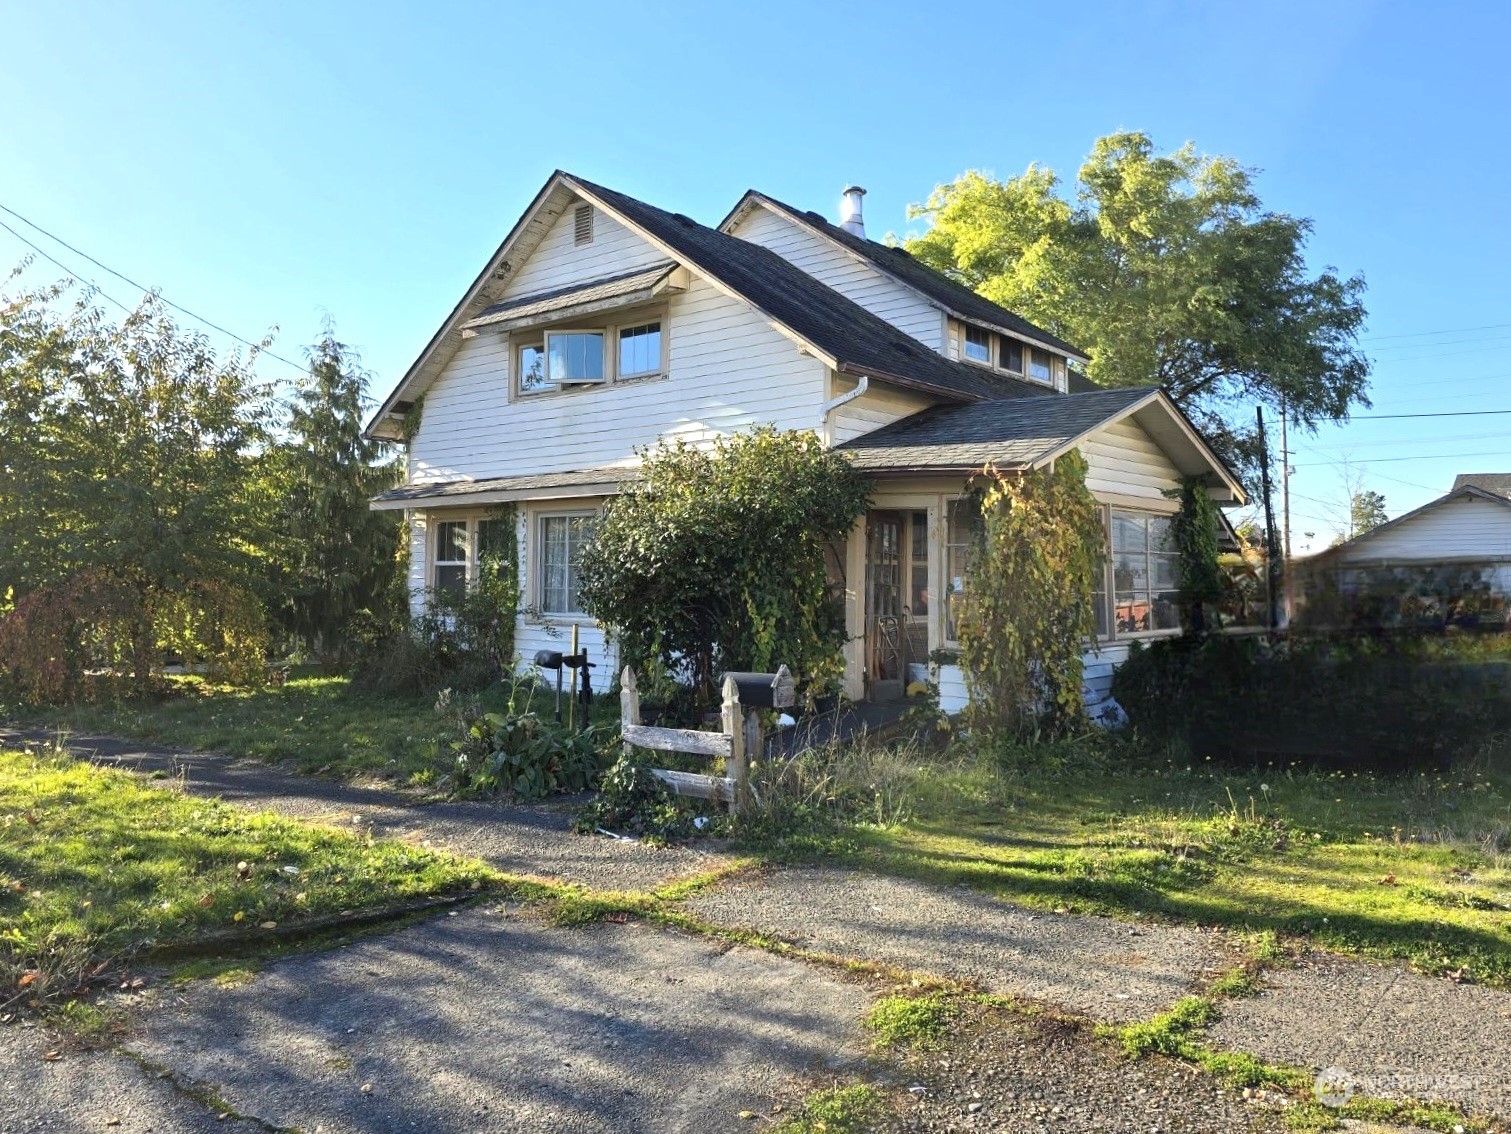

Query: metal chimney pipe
[840,185,866,238]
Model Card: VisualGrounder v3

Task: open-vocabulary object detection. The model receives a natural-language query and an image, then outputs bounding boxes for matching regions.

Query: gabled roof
[721,190,1088,362]
[1452,472,1511,499]
[563,174,1054,404]
[837,386,1246,501]
[1303,484,1511,564]
[365,171,1062,438]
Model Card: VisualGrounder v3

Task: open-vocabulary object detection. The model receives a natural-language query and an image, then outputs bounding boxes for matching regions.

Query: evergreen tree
[272,324,402,668]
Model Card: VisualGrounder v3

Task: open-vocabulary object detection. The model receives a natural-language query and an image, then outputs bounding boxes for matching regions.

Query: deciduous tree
[906,133,1371,477]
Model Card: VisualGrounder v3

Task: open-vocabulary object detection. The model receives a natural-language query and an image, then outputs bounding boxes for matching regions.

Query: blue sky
[3,0,1507,549]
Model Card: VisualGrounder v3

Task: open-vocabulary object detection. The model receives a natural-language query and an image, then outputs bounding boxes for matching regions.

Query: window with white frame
[960,324,1060,385]
[943,499,980,644]
[617,321,662,379]
[1028,348,1054,384]
[538,512,596,616]
[515,313,665,396]
[433,520,468,601]
[1110,510,1180,635]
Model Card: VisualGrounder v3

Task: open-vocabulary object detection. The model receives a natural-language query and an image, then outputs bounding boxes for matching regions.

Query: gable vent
[573,204,594,245]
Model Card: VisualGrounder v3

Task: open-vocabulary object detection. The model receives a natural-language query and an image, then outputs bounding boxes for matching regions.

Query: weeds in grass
[864,993,957,1049]
[774,1085,889,1134]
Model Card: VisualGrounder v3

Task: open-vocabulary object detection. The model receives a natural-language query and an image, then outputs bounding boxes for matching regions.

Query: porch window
[1111,510,1180,634]
[943,499,980,643]
[433,520,468,601]
[538,512,596,616]
[1092,510,1110,639]
[909,511,929,617]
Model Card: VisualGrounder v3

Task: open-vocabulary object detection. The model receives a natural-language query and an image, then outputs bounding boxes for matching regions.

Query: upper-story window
[960,323,1060,386]
[963,324,992,364]
[516,312,666,397]
[1028,348,1054,384]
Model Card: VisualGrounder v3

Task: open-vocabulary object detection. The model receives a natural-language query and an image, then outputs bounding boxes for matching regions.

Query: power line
[1293,449,1508,467]
[1350,408,1511,420]
[0,200,306,374]
[0,217,136,316]
[1361,320,1511,342]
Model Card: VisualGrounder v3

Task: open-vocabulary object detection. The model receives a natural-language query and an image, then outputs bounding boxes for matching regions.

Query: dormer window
[963,324,992,364]
[998,336,1023,374]
[1028,348,1053,383]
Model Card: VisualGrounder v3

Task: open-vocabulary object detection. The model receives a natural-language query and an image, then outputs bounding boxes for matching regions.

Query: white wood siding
[501,202,667,300]
[733,205,943,350]
[409,273,829,484]
[407,511,428,620]
[827,379,936,444]
[1333,495,1511,564]
[1080,418,1184,504]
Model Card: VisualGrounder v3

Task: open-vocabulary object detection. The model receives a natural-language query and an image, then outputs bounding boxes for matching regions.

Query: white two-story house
[366,171,1245,711]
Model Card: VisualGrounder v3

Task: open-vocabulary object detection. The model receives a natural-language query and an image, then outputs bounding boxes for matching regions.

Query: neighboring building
[365,172,1245,712]
[1291,479,1511,633]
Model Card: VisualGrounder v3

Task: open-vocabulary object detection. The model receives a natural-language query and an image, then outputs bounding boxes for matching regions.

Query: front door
[866,512,905,701]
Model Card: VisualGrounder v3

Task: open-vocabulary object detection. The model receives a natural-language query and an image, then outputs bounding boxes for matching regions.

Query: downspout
[818,373,869,438]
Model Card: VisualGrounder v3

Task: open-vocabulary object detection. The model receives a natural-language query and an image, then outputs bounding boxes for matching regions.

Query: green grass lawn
[0,746,500,1009]
[11,671,617,783]
[838,746,1511,986]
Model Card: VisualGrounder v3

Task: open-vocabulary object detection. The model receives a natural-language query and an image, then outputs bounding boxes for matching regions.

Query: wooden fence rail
[619,666,773,813]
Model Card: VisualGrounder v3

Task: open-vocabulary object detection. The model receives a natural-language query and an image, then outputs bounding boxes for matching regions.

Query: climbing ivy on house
[1166,476,1225,636]
[577,428,870,708]
[957,452,1104,734]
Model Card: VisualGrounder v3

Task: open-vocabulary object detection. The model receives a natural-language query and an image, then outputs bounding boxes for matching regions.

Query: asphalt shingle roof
[836,386,1157,471]
[465,263,677,327]
[373,467,632,505]
[568,175,1054,404]
[743,192,1087,359]
[1452,473,1511,499]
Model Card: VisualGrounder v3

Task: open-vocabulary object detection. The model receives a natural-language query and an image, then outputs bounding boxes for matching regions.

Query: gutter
[818,374,868,433]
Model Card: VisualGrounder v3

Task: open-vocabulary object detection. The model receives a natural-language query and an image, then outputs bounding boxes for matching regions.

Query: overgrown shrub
[1113,634,1511,771]
[577,428,869,709]
[572,757,715,843]
[355,540,519,697]
[957,451,1104,734]
[433,684,606,799]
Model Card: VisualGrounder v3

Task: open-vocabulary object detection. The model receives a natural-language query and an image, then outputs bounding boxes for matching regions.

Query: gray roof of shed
[1452,473,1511,498]
[836,386,1157,471]
[566,175,1053,404]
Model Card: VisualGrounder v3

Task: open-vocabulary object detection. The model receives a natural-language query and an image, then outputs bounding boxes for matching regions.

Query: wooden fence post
[721,674,745,815]
[620,665,640,761]
[741,709,762,813]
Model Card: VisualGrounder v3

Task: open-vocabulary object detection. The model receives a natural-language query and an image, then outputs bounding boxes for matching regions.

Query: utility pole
[1256,406,1281,633]
[1279,399,1291,560]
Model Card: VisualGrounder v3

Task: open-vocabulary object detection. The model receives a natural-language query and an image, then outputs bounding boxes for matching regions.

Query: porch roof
[837,386,1246,501]
[370,467,631,511]
[836,386,1156,471]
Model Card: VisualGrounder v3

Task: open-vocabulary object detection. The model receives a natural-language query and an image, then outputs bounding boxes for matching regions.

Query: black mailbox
[719,666,795,709]
[534,650,563,670]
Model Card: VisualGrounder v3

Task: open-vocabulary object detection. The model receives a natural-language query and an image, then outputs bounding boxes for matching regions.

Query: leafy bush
[433,685,606,800]
[577,428,869,709]
[572,757,717,843]
[1113,633,1511,771]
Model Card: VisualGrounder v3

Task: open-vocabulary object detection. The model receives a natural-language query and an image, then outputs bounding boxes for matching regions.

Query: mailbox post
[717,666,794,812]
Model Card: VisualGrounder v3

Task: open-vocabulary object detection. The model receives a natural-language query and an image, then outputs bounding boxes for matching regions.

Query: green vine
[400,394,426,444]
[957,451,1104,735]
[1165,477,1224,636]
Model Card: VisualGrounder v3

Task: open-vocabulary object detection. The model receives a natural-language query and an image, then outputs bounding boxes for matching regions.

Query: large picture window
[1111,510,1180,634]
[538,513,596,616]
